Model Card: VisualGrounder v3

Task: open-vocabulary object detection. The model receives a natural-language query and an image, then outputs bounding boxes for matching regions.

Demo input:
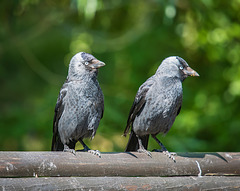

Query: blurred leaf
[1,0,240,152]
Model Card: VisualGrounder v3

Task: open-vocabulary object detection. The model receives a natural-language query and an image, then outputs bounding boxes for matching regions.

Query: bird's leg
[79,139,101,158]
[63,144,76,155]
[78,139,91,151]
[151,135,176,162]
[137,135,152,157]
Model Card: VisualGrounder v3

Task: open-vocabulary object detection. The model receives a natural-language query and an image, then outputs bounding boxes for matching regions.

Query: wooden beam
[0,152,239,177]
[1,176,240,190]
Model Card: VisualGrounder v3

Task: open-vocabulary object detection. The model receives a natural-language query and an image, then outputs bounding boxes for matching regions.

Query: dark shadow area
[177,152,228,163]
[99,152,139,158]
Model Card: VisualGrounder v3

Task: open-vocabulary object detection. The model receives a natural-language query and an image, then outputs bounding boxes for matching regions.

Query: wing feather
[123,76,155,136]
[51,80,68,151]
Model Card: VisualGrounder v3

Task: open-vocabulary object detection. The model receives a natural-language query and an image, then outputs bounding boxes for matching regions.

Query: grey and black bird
[52,52,105,157]
[123,56,199,160]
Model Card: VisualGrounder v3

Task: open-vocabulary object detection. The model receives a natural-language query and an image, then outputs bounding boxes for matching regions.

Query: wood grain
[0,152,239,177]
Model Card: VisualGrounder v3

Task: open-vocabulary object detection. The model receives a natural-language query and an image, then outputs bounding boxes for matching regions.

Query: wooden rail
[1,176,240,190]
[0,152,240,190]
[0,152,239,177]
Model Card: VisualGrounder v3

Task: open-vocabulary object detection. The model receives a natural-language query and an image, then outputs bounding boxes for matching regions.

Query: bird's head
[68,52,105,80]
[157,56,199,81]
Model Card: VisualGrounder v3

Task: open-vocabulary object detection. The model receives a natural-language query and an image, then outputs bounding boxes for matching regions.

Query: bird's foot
[88,150,101,158]
[78,139,101,157]
[137,148,152,158]
[163,151,176,162]
[153,149,176,162]
[63,148,76,155]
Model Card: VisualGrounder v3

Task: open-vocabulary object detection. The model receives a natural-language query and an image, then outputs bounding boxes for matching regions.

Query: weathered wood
[0,152,239,177]
[1,176,240,191]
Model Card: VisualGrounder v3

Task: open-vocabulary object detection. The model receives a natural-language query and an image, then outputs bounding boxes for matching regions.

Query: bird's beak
[88,59,105,69]
[184,67,200,77]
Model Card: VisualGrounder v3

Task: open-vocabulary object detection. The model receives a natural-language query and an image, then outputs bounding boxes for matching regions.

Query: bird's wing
[100,90,104,119]
[123,76,155,136]
[51,80,68,151]
[87,87,104,138]
[177,105,182,116]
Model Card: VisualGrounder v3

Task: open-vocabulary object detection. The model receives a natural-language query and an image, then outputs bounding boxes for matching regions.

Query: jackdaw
[52,52,105,157]
[123,56,199,161]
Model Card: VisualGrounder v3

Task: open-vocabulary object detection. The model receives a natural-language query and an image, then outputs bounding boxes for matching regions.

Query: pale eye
[179,66,183,70]
[85,62,89,65]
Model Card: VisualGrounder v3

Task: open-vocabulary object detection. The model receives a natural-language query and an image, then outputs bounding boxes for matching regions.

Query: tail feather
[51,134,64,151]
[125,131,149,152]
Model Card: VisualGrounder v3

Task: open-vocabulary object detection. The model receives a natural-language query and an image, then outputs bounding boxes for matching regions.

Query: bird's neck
[156,71,184,83]
[68,70,98,82]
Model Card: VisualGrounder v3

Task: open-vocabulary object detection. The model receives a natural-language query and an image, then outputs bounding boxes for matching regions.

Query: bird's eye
[179,66,184,70]
[85,62,89,65]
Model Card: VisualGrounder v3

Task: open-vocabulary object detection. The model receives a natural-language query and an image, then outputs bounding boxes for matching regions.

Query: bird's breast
[133,81,182,136]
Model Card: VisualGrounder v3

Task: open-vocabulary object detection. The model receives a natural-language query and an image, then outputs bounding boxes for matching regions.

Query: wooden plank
[0,152,239,177]
[1,176,240,190]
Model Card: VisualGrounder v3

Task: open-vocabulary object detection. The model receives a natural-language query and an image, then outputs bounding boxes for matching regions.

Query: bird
[51,52,105,157]
[123,56,199,161]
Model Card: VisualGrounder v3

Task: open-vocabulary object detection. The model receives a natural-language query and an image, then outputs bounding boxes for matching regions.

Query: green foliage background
[1,0,240,152]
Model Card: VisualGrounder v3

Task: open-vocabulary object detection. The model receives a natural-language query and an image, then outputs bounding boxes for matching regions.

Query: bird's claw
[137,148,152,158]
[153,149,176,162]
[63,148,76,155]
[88,150,101,158]
[163,151,176,162]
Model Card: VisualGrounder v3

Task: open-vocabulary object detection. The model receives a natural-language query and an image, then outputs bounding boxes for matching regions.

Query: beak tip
[98,62,105,68]
[195,72,200,77]
[90,60,105,69]
[185,67,199,77]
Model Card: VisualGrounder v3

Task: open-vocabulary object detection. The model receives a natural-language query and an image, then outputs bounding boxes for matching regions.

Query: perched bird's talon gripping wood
[63,148,76,155]
[124,56,199,161]
[137,148,152,158]
[88,150,101,158]
[51,52,105,156]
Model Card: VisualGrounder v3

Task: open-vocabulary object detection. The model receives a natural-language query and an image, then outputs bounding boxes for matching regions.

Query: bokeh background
[1,0,240,152]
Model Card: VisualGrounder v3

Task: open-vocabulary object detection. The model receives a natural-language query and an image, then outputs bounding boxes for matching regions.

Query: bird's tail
[51,134,64,151]
[125,131,149,152]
